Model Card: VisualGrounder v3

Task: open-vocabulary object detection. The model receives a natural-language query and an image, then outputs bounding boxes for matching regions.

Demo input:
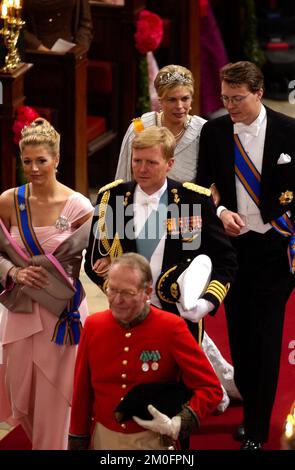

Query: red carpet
[0,424,31,450]
[191,290,295,450]
[0,292,294,451]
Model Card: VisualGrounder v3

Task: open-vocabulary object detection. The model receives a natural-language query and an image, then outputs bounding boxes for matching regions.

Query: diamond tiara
[158,71,193,86]
[21,120,57,139]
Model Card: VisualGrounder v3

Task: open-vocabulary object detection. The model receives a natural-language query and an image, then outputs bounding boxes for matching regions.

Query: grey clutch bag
[0,269,76,316]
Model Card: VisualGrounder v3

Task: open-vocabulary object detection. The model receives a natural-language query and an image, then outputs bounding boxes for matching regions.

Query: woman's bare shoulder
[0,188,15,208]
[58,183,76,198]
[0,188,15,224]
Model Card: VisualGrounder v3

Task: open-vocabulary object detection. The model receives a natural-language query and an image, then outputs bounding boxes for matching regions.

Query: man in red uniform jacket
[68,253,223,450]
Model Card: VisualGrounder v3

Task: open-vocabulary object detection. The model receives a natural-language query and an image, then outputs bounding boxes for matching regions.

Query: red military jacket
[70,306,223,436]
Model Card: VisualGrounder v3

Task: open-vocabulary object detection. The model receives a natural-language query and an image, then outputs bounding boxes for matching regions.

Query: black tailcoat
[197,107,295,443]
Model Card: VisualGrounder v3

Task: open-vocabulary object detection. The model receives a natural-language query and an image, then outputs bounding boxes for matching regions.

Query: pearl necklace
[173,126,186,141]
[158,112,191,142]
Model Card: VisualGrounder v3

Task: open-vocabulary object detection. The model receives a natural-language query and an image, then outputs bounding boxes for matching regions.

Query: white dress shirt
[134,181,167,307]
[218,105,272,234]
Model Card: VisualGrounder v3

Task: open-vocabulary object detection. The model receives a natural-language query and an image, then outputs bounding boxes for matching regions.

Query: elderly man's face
[107,264,151,323]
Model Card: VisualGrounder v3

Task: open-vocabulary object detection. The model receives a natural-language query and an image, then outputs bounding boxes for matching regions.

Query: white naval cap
[176,254,212,311]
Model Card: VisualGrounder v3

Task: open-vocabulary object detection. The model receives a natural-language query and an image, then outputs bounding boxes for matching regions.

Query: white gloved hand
[177,298,214,323]
[133,404,181,440]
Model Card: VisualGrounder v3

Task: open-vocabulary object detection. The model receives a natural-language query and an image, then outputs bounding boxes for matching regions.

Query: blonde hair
[132,126,176,161]
[19,118,60,156]
[154,64,194,100]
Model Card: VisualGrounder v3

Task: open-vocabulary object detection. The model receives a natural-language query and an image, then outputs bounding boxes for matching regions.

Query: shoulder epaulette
[132,117,145,133]
[98,179,124,194]
[182,182,211,197]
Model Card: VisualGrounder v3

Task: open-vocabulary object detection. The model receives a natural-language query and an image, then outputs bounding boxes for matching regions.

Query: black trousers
[224,229,293,443]
[156,302,204,345]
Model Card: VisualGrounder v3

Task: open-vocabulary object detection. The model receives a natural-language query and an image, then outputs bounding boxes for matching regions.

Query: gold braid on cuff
[178,406,200,440]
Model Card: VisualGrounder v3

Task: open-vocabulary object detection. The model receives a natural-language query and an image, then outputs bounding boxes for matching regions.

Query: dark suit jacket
[84,178,237,312]
[197,107,295,223]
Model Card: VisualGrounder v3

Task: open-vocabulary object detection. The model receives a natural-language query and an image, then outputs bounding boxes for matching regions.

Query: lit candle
[7,0,13,17]
[1,3,8,19]
[6,0,13,19]
[14,0,21,19]
[285,414,294,438]
[282,402,295,449]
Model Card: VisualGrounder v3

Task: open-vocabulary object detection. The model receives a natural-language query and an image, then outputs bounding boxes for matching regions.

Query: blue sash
[271,214,295,274]
[14,184,45,256]
[51,279,83,345]
[14,184,83,343]
[234,135,294,273]
[234,135,261,206]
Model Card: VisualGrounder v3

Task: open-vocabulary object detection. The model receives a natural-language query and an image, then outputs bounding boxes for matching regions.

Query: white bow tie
[136,192,159,206]
[234,122,260,137]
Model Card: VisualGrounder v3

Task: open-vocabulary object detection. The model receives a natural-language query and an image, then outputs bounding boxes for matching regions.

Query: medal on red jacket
[140,350,161,372]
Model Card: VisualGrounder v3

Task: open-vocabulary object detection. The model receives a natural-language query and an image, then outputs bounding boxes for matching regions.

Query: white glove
[177,298,214,323]
[133,404,181,440]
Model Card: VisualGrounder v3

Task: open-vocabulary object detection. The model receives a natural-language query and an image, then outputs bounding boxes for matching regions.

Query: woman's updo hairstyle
[154,64,194,100]
[19,118,60,156]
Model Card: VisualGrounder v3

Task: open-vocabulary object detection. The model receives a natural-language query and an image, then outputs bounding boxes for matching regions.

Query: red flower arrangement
[134,10,163,54]
[134,10,163,115]
[200,0,208,17]
[12,105,40,145]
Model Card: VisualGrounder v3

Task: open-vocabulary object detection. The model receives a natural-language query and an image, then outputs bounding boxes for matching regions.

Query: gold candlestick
[0,0,25,73]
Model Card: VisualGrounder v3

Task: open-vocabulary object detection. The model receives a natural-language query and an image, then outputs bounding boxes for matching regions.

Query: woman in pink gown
[0,118,93,449]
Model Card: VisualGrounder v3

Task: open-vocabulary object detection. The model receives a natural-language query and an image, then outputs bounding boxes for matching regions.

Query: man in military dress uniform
[84,126,237,342]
